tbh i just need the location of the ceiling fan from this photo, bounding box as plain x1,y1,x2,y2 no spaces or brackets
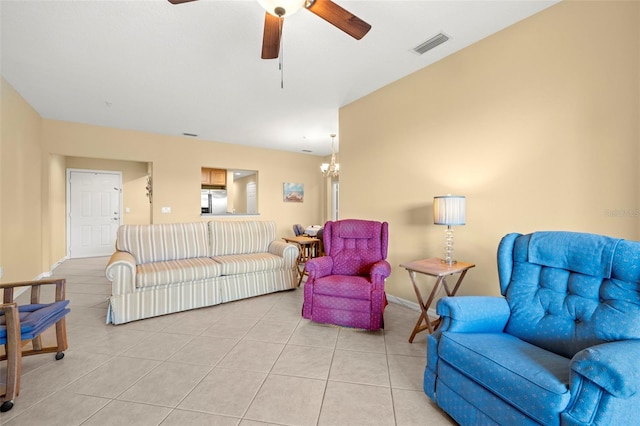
167,0,372,60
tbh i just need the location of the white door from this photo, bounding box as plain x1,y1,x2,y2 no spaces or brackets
67,170,122,258
246,181,257,214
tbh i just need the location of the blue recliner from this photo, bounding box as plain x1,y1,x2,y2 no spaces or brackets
425,231,640,425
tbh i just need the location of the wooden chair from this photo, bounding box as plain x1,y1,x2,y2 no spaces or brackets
0,278,70,412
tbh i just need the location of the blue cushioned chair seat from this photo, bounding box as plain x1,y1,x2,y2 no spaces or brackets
439,332,571,425
0,300,70,341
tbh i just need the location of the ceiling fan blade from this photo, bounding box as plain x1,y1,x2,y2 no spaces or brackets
262,12,283,59
305,0,371,40
167,0,199,4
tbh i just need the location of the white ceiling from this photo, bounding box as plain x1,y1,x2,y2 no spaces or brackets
1,0,558,156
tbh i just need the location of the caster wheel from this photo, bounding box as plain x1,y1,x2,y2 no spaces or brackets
55,352,65,360
0,400,14,412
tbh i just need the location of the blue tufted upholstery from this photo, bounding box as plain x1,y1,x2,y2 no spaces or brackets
424,231,640,425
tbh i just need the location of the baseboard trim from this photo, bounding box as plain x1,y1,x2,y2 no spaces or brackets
13,257,68,298
387,294,437,317
50,256,68,273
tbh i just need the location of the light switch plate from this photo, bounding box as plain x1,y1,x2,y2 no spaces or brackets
161,207,171,214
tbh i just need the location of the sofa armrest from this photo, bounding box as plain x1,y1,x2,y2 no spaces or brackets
305,256,334,280
268,240,299,269
105,251,136,295
437,296,511,333
570,340,640,398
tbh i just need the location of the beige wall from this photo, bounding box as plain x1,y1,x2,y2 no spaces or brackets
3,1,638,295
45,154,67,268
340,1,640,302
2,77,325,278
0,77,45,282
41,119,324,265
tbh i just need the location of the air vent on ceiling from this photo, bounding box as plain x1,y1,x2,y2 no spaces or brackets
412,33,450,55
182,132,198,137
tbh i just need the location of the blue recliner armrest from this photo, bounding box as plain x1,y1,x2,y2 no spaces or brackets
562,340,640,425
437,296,511,333
425,296,511,400
570,340,640,398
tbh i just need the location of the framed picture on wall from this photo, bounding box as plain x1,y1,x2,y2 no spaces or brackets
283,182,304,203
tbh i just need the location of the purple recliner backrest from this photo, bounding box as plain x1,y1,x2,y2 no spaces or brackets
324,219,388,276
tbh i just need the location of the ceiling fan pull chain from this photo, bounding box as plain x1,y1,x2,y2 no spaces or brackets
278,45,283,88
279,18,284,89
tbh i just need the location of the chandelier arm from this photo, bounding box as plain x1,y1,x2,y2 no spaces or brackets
321,133,339,177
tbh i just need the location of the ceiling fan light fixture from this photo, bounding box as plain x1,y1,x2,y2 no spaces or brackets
258,0,304,17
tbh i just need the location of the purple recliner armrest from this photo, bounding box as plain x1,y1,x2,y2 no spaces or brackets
305,256,334,279
370,259,391,278
370,260,391,289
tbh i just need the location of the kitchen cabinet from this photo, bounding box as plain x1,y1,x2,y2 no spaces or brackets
201,168,226,186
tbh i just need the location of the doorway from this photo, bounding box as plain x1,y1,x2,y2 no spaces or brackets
331,181,339,220
246,181,257,214
67,169,122,258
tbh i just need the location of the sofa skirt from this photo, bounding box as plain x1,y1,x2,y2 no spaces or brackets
108,268,298,325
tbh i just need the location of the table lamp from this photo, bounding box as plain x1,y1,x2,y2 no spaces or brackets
433,195,466,265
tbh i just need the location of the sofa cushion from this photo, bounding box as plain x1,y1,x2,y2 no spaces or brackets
136,257,221,288
439,332,571,425
117,222,209,264
212,253,285,275
209,220,276,256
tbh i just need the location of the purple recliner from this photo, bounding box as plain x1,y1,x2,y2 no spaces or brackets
302,219,391,330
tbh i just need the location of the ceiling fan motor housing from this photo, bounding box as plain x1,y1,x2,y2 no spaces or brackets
258,0,305,17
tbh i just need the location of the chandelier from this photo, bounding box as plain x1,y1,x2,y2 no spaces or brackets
320,134,339,178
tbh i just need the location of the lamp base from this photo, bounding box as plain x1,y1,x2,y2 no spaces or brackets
440,225,457,265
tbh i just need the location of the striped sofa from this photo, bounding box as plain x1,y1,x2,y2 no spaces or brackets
105,220,299,325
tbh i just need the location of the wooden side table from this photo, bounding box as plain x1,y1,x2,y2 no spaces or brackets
400,258,475,343
282,236,321,286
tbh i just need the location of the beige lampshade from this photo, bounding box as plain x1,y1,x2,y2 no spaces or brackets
434,195,466,226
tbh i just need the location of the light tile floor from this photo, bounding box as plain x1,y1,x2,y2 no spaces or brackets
1,257,455,426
